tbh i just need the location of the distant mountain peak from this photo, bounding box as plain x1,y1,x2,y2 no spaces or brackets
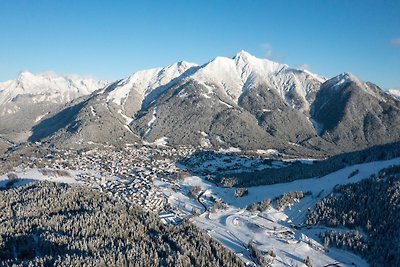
233,50,253,60
323,71,364,91
0,71,107,106
338,72,358,81
233,50,287,71
106,60,197,107
388,88,400,100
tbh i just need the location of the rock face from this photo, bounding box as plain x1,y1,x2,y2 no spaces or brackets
2,52,400,156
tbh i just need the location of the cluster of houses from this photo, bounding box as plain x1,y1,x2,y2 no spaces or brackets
17,144,197,222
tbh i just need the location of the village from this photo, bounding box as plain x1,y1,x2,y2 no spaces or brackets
8,144,200,224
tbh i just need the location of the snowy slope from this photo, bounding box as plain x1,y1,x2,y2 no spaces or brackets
322,72,384,101
0,71,107,108
188,50,324,111
106,61,197,108
190,51,287,101
106,51,324,113
388,88,400,100
160,157,400,266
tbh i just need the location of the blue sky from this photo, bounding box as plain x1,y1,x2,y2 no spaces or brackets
0,0,399,89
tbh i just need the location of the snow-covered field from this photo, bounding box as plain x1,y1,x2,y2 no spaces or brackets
159,157,400,266
3,152,400,266
0,168,80,188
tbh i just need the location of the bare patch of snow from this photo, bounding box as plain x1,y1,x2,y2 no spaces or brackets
34,114,46,122
218,99,233,108
219,147,242,153
256,149,278,155
144,106,158,138
90,106,96,117
199,131,208,137
143,136,169,146
288,142,300,147
117,109,133,125
216,136,225,143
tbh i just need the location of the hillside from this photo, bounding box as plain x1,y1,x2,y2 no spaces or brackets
307,165,400,266
0,181,243,267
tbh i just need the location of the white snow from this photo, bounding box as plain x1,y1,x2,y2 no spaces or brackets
256,149,278,155
199,131,208,137
216,136,225,143
219,147,242,153
153,136,169,146
0,71,107,107
34,114,47,122
90,106,97,117
388,88,400,100
200,137,212,148
106,61,197,107
303,69,326,83
218,99,233,108
0,167,80,188
117,109,133,125
327,72,385,101
200,93,211,99
124,125,134,134
143,106,158,138
147,106,158,127
211,157,400,208
191,51,289,103
324,72,362,92
288,142,300,147
159,157,400,266
333,78,347,89
143,136,169,146
185,50,325,114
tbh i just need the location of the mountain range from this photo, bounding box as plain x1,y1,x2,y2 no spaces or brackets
1,51,400,157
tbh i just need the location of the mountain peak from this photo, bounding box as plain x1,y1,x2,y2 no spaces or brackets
0,70,107,106
338,72,358,81
17,70,36,81
324,72,364,91
233,50,253,60
388,88,400,100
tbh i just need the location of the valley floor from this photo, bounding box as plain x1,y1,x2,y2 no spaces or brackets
1,145,399,266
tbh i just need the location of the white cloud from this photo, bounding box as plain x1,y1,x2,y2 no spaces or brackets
260,43,273,59
391,37,400,47
295,64,310,70
260,43,284,62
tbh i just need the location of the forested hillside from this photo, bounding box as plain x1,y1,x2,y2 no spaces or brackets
306,165,400,267
0,182,243,267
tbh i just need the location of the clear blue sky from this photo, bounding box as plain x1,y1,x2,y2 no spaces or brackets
0,0,399,89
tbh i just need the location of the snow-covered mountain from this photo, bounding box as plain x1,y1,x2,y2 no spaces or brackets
190,50,324,112
0,71,107,142
2,51,400,156
311,72,400,150
388,88,400,100
106,61,197,115
102,51,323,118
0,71,107,109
